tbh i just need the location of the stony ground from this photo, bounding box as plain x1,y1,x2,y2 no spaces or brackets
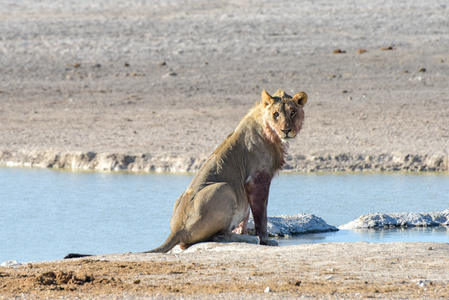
1,242,449,299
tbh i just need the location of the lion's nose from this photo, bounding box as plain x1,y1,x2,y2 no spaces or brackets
281,129,291,135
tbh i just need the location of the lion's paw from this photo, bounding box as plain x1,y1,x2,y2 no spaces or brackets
260,238,279,246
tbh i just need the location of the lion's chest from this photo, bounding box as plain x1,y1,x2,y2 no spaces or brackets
244,171,272,200
245,131,285,175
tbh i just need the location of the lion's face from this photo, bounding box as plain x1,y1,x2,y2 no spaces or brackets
261,90,307,143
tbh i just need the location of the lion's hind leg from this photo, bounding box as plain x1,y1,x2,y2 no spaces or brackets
212,232,259,244
182,182,239,245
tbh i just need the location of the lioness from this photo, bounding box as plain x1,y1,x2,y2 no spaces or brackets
147,89,307,253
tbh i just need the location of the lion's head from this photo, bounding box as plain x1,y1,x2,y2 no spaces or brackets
261,89,307,143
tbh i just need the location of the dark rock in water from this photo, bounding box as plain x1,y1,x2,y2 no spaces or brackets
64,253,93,259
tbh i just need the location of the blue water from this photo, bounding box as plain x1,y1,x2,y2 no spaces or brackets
1,168,448,262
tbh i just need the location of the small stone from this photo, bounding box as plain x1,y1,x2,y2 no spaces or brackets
381,46,394,50
133,279,141,284
333,48,346,54
161,72,177,79
417,280,427,287
418,68,426,72
264,286,271,293
357,49,367,53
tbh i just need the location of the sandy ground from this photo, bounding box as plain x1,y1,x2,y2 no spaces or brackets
1,0,449,299
2,242,449,299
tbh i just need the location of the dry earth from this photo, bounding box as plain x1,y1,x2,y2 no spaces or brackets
0,0,448,172
2,242,449,299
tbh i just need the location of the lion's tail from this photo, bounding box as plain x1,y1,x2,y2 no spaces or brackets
144,232,181,253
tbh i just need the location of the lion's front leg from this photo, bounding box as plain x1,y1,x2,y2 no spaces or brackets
245,171,278,246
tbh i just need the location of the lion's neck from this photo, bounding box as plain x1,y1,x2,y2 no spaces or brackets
260,119,287,171
262,121,281,145
238,107,288,172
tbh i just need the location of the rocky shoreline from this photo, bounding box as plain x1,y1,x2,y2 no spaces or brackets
1,150,448,173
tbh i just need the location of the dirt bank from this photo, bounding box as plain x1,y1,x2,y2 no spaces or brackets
2,242,449,299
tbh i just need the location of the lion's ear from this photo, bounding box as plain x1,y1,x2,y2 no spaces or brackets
293,91,308,106
261,90,274,107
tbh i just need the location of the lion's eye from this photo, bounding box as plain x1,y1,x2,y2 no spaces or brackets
291,110,296,117
273,112,279,119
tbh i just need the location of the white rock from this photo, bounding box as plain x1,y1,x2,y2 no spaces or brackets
416,279,430,287
248,214,338,237
1,260,21,267
340,209,449,229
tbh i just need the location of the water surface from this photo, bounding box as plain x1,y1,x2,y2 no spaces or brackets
1,168,448,262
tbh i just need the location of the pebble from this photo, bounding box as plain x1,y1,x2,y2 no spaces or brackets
264,286,271,293
416,279,430,287
333,48,346,54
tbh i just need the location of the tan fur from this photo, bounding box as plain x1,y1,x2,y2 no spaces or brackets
146,89,308,253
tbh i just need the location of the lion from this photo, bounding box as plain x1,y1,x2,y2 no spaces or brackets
146,89,308,253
